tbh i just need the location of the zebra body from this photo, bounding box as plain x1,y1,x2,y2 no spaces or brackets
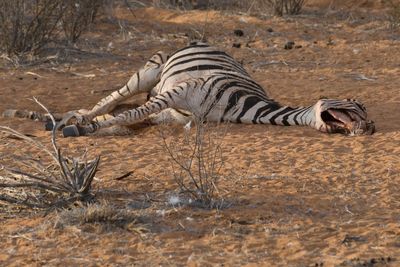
15,42,374,136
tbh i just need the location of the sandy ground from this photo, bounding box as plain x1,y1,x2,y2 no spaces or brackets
0,1,400,266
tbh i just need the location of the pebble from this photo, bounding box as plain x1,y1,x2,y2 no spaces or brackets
284,41,295,50
233,29,244,37
232,43,241,48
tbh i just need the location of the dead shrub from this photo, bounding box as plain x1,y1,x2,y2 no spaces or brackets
153,0,255,11
160,118,227,208
153,0,209,10
266,0,305,16
152,0,305,15
0,0,63,56
0,0,104,56
60,0,103,43
385,0,400,29
0,99,100,211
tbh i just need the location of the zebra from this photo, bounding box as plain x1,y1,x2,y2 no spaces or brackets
3,42,375,136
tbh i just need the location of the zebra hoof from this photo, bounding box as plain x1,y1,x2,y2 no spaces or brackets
62,125,85,137
45,120,63,131
45,120,55,131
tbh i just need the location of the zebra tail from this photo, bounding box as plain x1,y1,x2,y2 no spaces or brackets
1,109,61,122
2,109,66,131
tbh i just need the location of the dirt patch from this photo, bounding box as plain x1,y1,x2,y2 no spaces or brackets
1,3,400,266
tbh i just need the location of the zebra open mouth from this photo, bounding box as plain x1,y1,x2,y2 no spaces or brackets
321,109,375,135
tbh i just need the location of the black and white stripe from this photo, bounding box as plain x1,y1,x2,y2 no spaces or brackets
56,42,372,136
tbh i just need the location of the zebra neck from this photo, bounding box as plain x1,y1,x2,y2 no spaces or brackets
255,104,315,126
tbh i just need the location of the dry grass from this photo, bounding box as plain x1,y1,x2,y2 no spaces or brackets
52,202,144,233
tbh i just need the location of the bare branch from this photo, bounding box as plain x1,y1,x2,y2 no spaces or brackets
160,117,228,207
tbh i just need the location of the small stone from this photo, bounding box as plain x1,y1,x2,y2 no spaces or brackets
232,43,241,48
267,27,274,32
284,41,295,50
234,29,244,37
295,45,302,49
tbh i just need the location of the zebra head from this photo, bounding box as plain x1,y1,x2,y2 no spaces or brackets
314,99,375,135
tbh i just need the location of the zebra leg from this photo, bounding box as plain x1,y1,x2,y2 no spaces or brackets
59,51,168,127
64,108,193,136
62,84,189,137
83,113,133,136
74,108,192,136
84,103,146,136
